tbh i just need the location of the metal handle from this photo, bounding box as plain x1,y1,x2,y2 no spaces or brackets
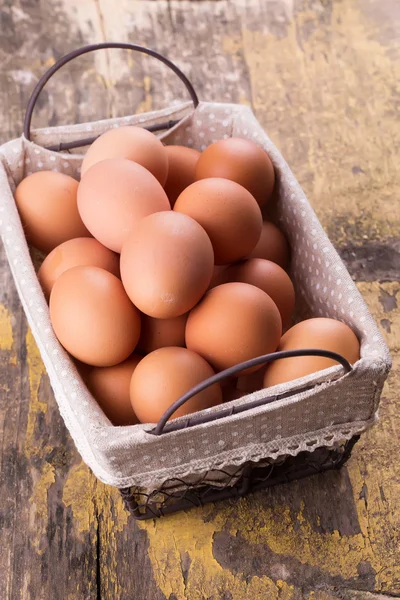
24,42,199,150
152,348,353,435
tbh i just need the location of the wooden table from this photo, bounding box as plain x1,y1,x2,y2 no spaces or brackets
1,1,399,598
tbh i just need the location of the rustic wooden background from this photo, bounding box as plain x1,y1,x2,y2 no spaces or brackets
0,1,399,599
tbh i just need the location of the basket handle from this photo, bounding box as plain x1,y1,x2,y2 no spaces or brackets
23,42,199,150
152,348,353,435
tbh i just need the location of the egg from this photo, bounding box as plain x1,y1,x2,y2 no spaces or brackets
186,282,282,374
130,347,222,423
248,221,290,271
77,158,170,253
86,355,141,426
38,237,120,300
195,138,275,207
137,313,188,354
72,358,93,382
174,178,262,264
50,266,141,366
14,171,90,253
237,367,267,393
120,211,214,318
222,378,243,403
263,317,361,388
208,265,229,290
81,126,169,184
164,146,200,207
220,258,295,331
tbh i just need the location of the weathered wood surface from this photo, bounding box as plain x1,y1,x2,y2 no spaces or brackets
0,1,399,599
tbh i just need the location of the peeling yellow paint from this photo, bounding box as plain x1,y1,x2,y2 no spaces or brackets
223,35,243,58
241,3,400,243
136,75,153,114
306,592,338,600
24,328,48,458
43,56,55,69
276,580,295,600
29,462,55,551
63,461,129,597
357,282,400,351
0,303,16,364
63,462,96,534
239,94,251,107
29,462,55,519
228,501,366,580
140,509,293,600
63,461,129,535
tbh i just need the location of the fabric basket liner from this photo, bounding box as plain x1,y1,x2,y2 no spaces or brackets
0,101,391,490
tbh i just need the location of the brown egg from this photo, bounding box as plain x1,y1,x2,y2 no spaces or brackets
263,318,360,388
222,378,243,402
220,258,295,331
164,146,200,207
208,265,228,290
86,355,141,426
138,313,188,354
120,211,214,318
237,367,267,393
186,282,282,374
130,347,222,423
77,158,170,253
248,221,290,271
72,358,93,382
50,266,141,367
81,126,169,184
174,178,262,264
14,171,90,253
195,138,275,207
38,237,120,300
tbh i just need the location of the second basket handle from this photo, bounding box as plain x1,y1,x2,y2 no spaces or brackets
152,348,353,435
23,42,199,148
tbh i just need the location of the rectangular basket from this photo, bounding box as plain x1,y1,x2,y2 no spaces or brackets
0,100,391,518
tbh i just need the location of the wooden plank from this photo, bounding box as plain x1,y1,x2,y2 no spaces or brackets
0,0,399,599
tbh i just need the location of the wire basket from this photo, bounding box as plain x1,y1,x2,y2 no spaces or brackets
0,43,391,520
121,436,360,519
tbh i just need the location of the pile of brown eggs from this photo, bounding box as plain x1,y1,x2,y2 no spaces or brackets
15,127,360,426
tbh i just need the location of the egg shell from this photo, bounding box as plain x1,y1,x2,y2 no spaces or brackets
186,282,282,374
137,313,188,354
71,358,93,382
14,171,90,253
222,378,243,402
208,265,229,290
237,366,267,393
263,317,361,388
86,355,141,426
77,158,170,253
164,146,200,207
195,138,275,208
120,211,214,318
38,237,120,300
50,265,141,367
130,346,222,423
220,258,295,331
81,126,169,185
174,178,262,265
248,221,290,271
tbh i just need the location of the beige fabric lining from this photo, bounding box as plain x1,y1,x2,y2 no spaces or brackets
0,102,391,490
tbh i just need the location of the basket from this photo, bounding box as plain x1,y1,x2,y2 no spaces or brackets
0,43,391,520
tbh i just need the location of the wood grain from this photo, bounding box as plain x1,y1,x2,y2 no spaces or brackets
0,0,399,598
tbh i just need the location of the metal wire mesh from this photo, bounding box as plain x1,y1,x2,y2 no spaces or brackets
120,436,360,519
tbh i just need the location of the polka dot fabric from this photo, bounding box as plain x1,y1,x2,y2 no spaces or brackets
0,102,391,492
